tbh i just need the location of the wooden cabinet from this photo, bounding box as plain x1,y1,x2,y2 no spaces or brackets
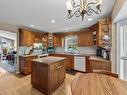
19,29,31,46
50,61,65,90
31,59,65,95
53,33,63,47
63,30,94,47
90,19,112,46
50,66,57,89
66,55,74,70
19,55,38,75
91,60,111,71
39,64,48,90
50,54,74,70
19,28,48,47
77,31,93,46
29,32,35,46
89,56,111,72
31,62,39,85
57,64,65,82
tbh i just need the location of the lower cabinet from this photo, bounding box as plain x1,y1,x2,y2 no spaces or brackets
19,56,38,75
89,59,111,72
31,62,39,86
31,60,65,95
39,65,48,91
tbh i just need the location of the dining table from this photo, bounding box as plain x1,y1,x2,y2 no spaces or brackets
71,73,127,95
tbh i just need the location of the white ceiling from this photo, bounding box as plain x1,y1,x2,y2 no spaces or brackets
0,0,116,33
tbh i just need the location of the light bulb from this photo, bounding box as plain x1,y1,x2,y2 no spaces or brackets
66,0,73,11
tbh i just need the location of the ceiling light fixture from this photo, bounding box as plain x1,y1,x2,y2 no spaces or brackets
88,18,93,21
30,25,34,28
65,28,69,30
66,0,102,21
51,20,56,23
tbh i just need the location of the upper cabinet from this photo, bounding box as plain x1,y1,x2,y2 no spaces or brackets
19,29,31,46
77,31,93,46
91,18,112,47
53,33,63,47
19,28,48,47
64,30,94,47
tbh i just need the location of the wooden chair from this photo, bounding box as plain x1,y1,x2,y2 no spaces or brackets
93,70,119,78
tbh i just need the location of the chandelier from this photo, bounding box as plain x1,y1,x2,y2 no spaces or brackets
66,0,102,21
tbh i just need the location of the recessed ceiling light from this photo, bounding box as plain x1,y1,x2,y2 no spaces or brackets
88,18,93,21
65,28,69,30
51,20,55,23
30,25,34,28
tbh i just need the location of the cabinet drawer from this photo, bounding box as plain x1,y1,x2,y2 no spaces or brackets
50,63,57,72
50,60,65,72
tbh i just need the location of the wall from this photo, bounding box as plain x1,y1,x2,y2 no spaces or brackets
111,0,127,73
112,0,126,22
55,46,97,54
0,22,18,33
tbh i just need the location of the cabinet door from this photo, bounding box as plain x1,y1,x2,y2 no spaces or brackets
87,32,93,46
23,30,30,46
19,29,31,46
90,60,111,71
24,58,31,74
78,32,93,46
50,68,57,90
78,33,86,46
39,65,48,91
67,56,74,70
65,56,72,70
31,63,39,85
29,32,35,46
57,64,65,83
53,34,63,47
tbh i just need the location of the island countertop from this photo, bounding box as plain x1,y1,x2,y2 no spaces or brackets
50,52,96,57
31,56,66,65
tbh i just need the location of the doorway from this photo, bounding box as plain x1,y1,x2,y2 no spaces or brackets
117,19,127,80
0,30,17,73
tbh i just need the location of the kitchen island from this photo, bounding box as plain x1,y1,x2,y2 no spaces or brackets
31,56,66,95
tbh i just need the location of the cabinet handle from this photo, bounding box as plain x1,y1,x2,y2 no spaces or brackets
59,66,62,69
57,66,62,70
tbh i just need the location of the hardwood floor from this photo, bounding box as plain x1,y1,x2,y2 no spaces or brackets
0,67,74,95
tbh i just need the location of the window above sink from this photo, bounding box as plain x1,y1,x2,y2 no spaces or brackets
65,35,78,53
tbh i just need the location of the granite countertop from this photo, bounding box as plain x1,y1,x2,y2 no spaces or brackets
19,54,38,57
32,56,66,65
89,56,111,62
52,52,96,57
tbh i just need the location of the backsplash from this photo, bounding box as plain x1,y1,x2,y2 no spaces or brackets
55,46,97,54
78,46,97,54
